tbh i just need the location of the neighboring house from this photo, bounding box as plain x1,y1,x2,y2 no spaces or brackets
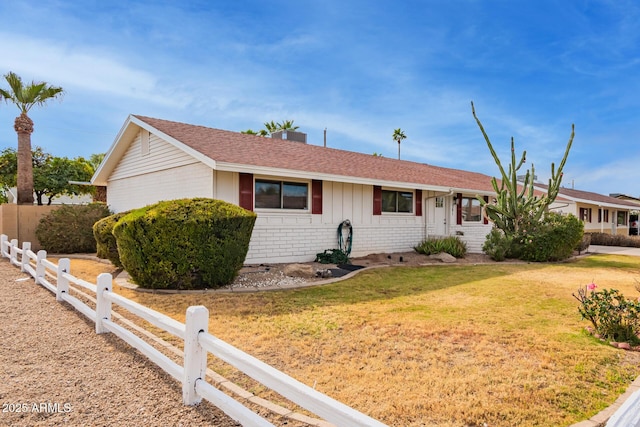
539,185,640,235
92,115,503,263
3,187,93,205
610,194,640,235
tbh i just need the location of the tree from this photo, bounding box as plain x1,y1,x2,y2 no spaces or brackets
88,153,105,171
34,156,94,205
277,120,299,131
471,101,574,234
0,147,94,205
0,72,64,204
244,119,299,137
241,129,269,136
392,128,406,160
264,120,279,135
0,148,17,203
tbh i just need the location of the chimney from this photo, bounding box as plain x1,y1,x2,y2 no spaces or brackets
271,130,307,143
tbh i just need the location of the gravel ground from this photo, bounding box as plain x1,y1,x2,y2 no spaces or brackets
0,260,241,427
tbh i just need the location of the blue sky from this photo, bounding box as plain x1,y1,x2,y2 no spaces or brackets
1,0,639,196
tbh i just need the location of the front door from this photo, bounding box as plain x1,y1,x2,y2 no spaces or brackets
434,196,447,236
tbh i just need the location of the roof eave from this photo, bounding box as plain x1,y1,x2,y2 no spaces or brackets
215,162,494,195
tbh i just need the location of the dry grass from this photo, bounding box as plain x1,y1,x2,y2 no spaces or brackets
61,255,640,427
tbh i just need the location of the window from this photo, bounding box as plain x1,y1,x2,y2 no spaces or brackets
617,211,628,226
382,190,413,213
255,179,308,209
598,209,609,223
579,208,592,223
435,196,444,208
461,197,482,222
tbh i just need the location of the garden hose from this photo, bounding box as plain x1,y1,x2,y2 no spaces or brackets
338,220,353,256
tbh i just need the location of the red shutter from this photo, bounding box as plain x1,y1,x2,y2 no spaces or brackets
483,196,489,224
239,173,253,211
373,186,382,215
415,189,422,216
312,180,323,214
456,193,462,225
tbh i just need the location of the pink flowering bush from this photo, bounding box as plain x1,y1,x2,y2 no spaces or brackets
573,283,640,344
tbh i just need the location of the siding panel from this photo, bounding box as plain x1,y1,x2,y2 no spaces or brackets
110,132,199,180
108,163,213,212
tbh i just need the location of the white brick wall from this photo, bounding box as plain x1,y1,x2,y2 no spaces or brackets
450,224,493,253
245,216,426,264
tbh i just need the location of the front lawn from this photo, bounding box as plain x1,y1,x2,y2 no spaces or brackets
74,254,640,426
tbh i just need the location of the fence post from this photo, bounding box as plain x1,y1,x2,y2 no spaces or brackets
56,258,70,302
183,305,209,405
10,239,17,264
35,250,46,285
20,242,31,273
95,273,112,334
0,234,7,257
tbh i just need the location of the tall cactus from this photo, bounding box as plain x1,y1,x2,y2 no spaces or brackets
471,102,574,233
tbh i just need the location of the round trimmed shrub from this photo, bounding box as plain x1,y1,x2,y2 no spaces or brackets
36,203,112,253
518,212,584,262
112,198,257,290
93,210,131,268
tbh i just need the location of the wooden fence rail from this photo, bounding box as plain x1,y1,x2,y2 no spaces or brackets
0,234,387,427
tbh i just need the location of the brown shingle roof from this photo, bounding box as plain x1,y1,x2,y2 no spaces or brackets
134,115,498,193
535,183,639,208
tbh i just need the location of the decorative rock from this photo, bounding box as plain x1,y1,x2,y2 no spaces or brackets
618,342,632,350
593,333,601,339
315,269,333,278
428,252,457,263
283,264,316,278
610,342,619,348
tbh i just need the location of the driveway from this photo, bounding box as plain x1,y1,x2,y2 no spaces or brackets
588,245,640,257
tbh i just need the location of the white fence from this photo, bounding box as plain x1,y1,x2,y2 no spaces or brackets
1,235,387,427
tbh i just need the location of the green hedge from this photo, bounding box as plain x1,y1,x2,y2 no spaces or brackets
36,203,112,253
516,213,584,262
588,232,640,248
112,198,256,290
93,210,132,268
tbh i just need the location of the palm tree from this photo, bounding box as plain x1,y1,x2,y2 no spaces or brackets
261,119,299,136
393,128,406,160
277,119,299,131
0,72,64,204
263,120,279,135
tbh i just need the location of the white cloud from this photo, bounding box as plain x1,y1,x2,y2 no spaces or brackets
0,33,184,108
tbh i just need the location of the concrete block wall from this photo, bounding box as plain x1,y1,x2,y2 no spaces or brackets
246,222,338,264
450,223,493,253
246,220,426,264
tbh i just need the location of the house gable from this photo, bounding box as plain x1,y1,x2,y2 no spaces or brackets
109,128,200,180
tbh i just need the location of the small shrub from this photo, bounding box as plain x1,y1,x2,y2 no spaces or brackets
415,236,467,258
575,233,591,254
36,203,112,253
573,284,640,345
482,228,512,261
517,213,583,262
112,198,256,290
315,249,350,264
93,210,132,268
